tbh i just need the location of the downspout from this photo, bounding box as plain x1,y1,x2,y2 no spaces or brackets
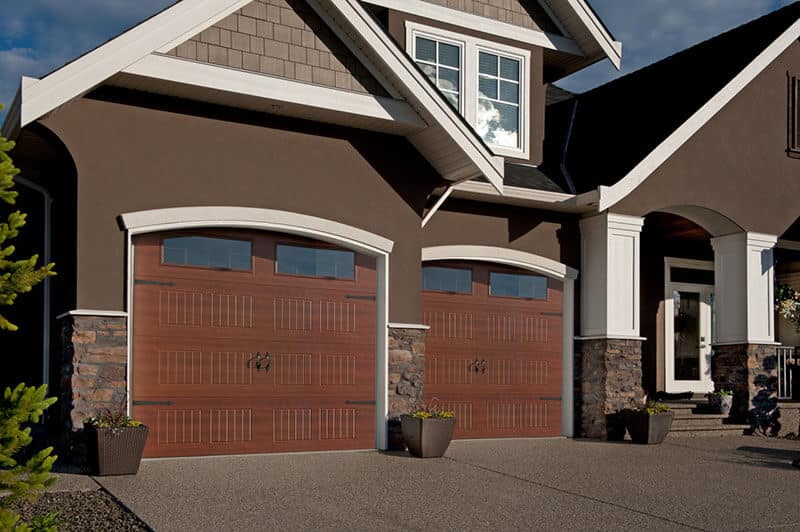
421,177,475,228
14,176,53,388
560,99,578,195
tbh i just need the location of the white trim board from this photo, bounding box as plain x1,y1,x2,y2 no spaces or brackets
599,17,800,211
120,54,425,134
421,244,576,438
363,0,582,55
121,206,393,451
56,309,129,320
422,244,578,280
120,206,395,254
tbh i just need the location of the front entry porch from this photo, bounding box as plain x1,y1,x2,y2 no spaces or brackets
577,209,787,438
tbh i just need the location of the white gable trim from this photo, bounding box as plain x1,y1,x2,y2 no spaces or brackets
321,0,505,192
19,0,252,127
362,0,582,55
599,17,800,212
539,0,621,68
121,54,425,133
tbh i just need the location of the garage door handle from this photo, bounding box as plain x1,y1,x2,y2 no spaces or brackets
540,397,562,401
344,400,376,405
132,400,175,406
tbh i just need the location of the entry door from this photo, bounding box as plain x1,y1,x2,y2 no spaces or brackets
665,283,714,394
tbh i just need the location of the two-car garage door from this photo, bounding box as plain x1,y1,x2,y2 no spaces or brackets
132,230,377,458
132,230,564,457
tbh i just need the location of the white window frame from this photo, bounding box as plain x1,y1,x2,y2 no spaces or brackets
406,21,531,160
408,28,466,114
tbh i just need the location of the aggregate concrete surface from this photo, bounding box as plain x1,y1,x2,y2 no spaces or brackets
94,436,800,531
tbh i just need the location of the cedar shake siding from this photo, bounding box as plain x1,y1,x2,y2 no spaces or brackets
419,0,562,34
169,0,388,96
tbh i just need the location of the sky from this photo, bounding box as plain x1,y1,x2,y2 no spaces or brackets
0,0,796,118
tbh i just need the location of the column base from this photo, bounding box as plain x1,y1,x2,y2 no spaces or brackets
387,327,426,450
576,338,645,439
712,343,778,432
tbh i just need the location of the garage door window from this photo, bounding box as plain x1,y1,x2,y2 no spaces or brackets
489,272,547,299
422,266,472,294
276,244,355,279
162,236,252,270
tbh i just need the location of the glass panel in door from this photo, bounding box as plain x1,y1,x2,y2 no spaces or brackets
673,290,701,381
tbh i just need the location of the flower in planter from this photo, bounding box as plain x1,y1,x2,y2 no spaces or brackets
85,408,143,434
407,406,455,419
632,400,671,416
708,389,732,398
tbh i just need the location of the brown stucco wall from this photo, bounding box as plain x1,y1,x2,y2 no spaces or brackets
422,198,579,268
386,11,546,167
170,0,387,96
418,0,562,35
38,92,441,323
615,41,800,236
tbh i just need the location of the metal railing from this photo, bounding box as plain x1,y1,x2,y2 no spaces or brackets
777,346,796,400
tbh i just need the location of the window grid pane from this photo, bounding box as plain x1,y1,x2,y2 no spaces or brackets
477,51,522,149
276,245,355,280
489,272,547,299
415,34,462,111
422,266,472,294
163,236,252,271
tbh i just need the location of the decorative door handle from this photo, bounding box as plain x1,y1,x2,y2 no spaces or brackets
470,358,480,373
480,359,487,374
248,352,271,373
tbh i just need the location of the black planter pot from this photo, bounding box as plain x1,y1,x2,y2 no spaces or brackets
86,425,149,476
400,416,455,458
623,410,673,444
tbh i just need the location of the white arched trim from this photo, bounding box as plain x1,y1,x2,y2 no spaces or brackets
120,206,394,255
421,245,578,280
121,206,392,450
421,245,577,438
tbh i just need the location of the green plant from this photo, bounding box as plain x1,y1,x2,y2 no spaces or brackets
0,115,55,332
0,384,58,531
85,406,142,433
407,403,455,419
0,105,59,530
633,401,671,415
775,282,800,332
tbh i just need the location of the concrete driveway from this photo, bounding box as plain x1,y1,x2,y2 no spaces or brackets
96,436,800,531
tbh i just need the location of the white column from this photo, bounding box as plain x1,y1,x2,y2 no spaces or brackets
711,232,777,345
579,212,645,338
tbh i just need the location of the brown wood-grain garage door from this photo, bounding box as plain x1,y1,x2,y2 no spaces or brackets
132,229,376,457
423,262,562,439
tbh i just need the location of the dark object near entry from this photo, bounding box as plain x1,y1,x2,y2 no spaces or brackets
623,410,674,444
400,416,456,458
86,425,149,476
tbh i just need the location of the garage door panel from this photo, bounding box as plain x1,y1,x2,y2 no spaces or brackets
136,400,374,457
133,230,376,457
423,261,563,440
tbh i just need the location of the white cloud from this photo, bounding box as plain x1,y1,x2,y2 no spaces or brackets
560,0,795,92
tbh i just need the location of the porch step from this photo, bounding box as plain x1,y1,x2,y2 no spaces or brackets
668,424,750,438
671,415,733,428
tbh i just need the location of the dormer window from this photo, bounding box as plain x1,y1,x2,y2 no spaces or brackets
408,22,530,159
414,35,463,111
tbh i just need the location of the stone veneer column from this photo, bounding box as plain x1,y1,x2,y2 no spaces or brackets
59,313,128,457
386,327,426,450
577,213,645,438
576,339,645,439
712,343,778,428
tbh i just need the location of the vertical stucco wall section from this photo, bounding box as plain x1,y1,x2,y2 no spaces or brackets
168,0,388,96
419,0,559,33
576,339,645,439
387,327,426,449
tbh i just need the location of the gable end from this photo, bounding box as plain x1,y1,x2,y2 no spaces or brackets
169,0,388,96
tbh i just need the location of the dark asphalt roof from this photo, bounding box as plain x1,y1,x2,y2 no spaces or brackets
541,2,800,194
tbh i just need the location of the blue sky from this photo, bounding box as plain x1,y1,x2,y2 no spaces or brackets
0,0,795,118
